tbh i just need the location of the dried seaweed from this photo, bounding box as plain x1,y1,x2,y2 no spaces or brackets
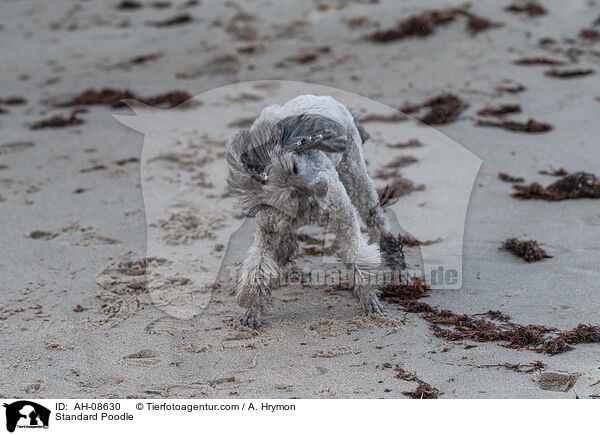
505,2,547,17
108,53,163,69
394,365,440,399
181,0,199,8
477,104,521,117
55,88,194,109
151,1,172,8
498,172,524,183
385,155,418,168
374,169,399,180
513,57,567,66
116,0,143,10
0,96,27,105
460,10,503,36
512,172,600,200
476,118,552,133
380,278,599,355
538,167,568,176
369,10,456,42
501,238,552,263
545,68,594,78
579,28,600,41
402,382,439,399
114,157,139,166
80,164,108,173
387,139,424,149
402,94,468,125
496,83,526,94
30,109,86,130
380,278,432,303
368,8,500,42
148,13,192,27
499,361,545,373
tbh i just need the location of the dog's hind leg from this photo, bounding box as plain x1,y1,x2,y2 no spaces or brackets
337,145,406,269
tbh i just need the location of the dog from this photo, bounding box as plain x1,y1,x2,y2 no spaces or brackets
226,95,405,328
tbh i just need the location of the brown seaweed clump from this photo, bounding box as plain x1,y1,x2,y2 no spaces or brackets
545,69,594,79
402,94,468,125
504,2,547,17
394,365,440,399
147,13,193,27
461,10,503,36
30,109,86,130
477,105,521,117
385,155,418,169
538,168,568,176
116,0,143,10
369,8,500,42
513,57,567,66
378,277,600,355
387,139,424,149
403,382,439,399
380,278,432,303
0,96,27,105
476,118,552,133
55,88,195,109
579,28,600,41
378,276,600,355
498,172,524,183
501,238,552,263
495,83,526,94
381,272,600,354
512,172,600,201
369,10,456,42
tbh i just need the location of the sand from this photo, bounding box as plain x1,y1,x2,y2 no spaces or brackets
1,0,599,398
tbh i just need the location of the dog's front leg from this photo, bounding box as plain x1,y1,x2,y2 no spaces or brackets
325,178,383,315
236,226,281,329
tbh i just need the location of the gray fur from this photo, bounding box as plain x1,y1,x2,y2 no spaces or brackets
226,95,405,328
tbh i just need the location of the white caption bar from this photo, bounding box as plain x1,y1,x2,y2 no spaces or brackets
0,399,592,434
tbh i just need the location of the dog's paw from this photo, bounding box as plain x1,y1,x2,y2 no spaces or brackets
361,296,384,315
241,310,262,330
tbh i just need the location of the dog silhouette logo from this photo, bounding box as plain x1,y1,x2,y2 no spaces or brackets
3,401,50,432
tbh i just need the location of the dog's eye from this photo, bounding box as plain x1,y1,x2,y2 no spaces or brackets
292,162,299,175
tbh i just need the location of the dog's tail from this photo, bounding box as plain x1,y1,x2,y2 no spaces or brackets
378,184,399,208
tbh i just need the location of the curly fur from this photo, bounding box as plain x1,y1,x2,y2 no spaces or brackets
226,95,405,328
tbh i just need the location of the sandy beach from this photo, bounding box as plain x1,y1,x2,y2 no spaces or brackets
1,0,599,398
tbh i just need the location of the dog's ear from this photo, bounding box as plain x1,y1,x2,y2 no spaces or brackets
227,125,277,180
278,114,348,154
294,131,347,154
